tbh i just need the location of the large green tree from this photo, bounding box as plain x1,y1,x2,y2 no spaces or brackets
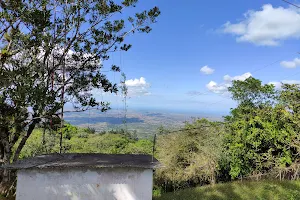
279,84,300,155
224,77,300,179
0,0,160,192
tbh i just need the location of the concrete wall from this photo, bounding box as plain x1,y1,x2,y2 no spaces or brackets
16,168,153,200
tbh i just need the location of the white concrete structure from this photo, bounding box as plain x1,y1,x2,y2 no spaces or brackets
17,168,153,200
5,154,159,200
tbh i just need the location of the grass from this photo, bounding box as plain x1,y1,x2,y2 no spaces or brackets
154,180,300,200
0,196,13,200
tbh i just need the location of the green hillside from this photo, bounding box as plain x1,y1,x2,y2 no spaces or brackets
154,180,300,200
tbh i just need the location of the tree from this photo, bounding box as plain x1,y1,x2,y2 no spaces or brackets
279,84,300,154
228,77,277,106
0,0,160,192
224,77,300,179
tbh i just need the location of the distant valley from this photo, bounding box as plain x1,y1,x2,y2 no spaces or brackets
65,109,222,138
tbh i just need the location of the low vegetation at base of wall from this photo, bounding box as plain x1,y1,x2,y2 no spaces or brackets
0,195,14,200
154,180,300,200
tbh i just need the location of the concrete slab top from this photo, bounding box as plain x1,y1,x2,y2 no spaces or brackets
3,153,160,170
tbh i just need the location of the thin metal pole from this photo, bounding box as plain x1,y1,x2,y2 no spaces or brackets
42,123,46,152
152,134,156,162
60,0,67,153
50,0,57,135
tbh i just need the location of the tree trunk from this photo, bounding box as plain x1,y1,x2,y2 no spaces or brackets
13,121,37,162
209,163,216,185
0,122,37,197
0,139,15,196
211,168,216,185
0,169,15,197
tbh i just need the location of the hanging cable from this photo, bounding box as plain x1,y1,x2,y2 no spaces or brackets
282,0,300,8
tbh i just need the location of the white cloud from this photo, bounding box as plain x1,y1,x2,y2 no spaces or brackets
91,77,150,98
280,58,300,68
206,81,230,94
200,66,215,75
223,72,252,82
206,72,252,94
125,77,150,96
222,4,300,46
268,80,300,89
283,80,300,84
125,77,147,87
268,81,282,89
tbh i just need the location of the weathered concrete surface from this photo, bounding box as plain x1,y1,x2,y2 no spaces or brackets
4,154,159,170
16,168,153,200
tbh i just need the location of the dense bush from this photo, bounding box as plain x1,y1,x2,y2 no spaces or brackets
17,126,153,159
155,119,225,191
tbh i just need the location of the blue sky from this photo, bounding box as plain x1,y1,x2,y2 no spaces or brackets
95,0,300,115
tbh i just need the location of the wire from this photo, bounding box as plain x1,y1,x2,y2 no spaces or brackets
281,70,300,80
251,59,282,73
282,0,300,8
